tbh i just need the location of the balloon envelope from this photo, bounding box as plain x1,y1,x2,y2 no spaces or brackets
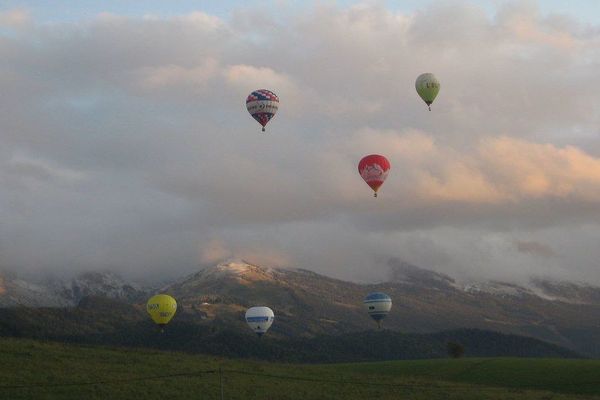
146,294,177,327
246,89,279,131
245,306,275,337
358,154,391,196
415,73,440,109
363,292,392,323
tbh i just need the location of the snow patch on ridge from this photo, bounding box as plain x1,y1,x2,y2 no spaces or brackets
56,271,144,304
190,259,277,284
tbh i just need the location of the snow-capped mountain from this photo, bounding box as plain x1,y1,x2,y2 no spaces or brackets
0,270,146,307
160,259,600,357
54,271,146,304
178,259,278,286
460,278,600,305
387,259,458,289
0,272,69,307
2,259,600,356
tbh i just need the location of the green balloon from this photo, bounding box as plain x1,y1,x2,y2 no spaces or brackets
415,73,440,111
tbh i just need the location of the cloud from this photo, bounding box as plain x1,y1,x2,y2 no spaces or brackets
344,129,600,206
199,239,232,264
172,12,224,31
4,155,85,184
1,2,600,284
0,9,29,27
515,240,557,258
225,65,290,91
416,134,600,204
498,2,581,51
478,137,600,200
198,238,290,269
136,59,220,89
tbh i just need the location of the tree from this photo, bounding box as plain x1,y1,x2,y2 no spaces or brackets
447,341,465,358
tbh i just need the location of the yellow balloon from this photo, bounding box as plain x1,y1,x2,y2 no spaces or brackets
146,294,177,327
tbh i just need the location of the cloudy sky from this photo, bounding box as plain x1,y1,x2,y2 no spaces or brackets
1,0,600,284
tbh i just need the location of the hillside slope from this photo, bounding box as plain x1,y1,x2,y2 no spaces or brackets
0,296,580,362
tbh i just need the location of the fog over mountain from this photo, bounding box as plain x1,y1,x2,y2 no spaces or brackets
1,2,600,284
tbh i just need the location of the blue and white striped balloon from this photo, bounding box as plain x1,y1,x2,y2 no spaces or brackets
363,292,392,327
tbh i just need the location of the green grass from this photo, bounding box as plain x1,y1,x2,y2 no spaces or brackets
0,337,598,399
325,358,600,396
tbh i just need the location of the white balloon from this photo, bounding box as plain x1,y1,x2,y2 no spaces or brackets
363,292,392,327
245,306,275,337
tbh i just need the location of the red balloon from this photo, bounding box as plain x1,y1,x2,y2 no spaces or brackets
358,155,390,197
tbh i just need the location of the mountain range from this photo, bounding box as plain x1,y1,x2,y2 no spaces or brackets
1,259,599,357
0,270,145,307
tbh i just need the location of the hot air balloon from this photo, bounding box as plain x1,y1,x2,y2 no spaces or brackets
146,294,177,332
358,154,390,197
363,292,392,329
246,89,279,132
245,306,274,337
415,73,440,111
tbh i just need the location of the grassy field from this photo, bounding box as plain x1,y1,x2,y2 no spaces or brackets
0,337,599,399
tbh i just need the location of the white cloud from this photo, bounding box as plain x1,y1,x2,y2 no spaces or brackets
199,239,232,264
175,11,224,31
0,9,29,27
137,59,220,89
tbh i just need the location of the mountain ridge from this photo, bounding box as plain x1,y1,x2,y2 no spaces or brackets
160,259,600,356
1,259,599,356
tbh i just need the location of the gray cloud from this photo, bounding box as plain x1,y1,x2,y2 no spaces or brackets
1,2,600,284
515,240,557,258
